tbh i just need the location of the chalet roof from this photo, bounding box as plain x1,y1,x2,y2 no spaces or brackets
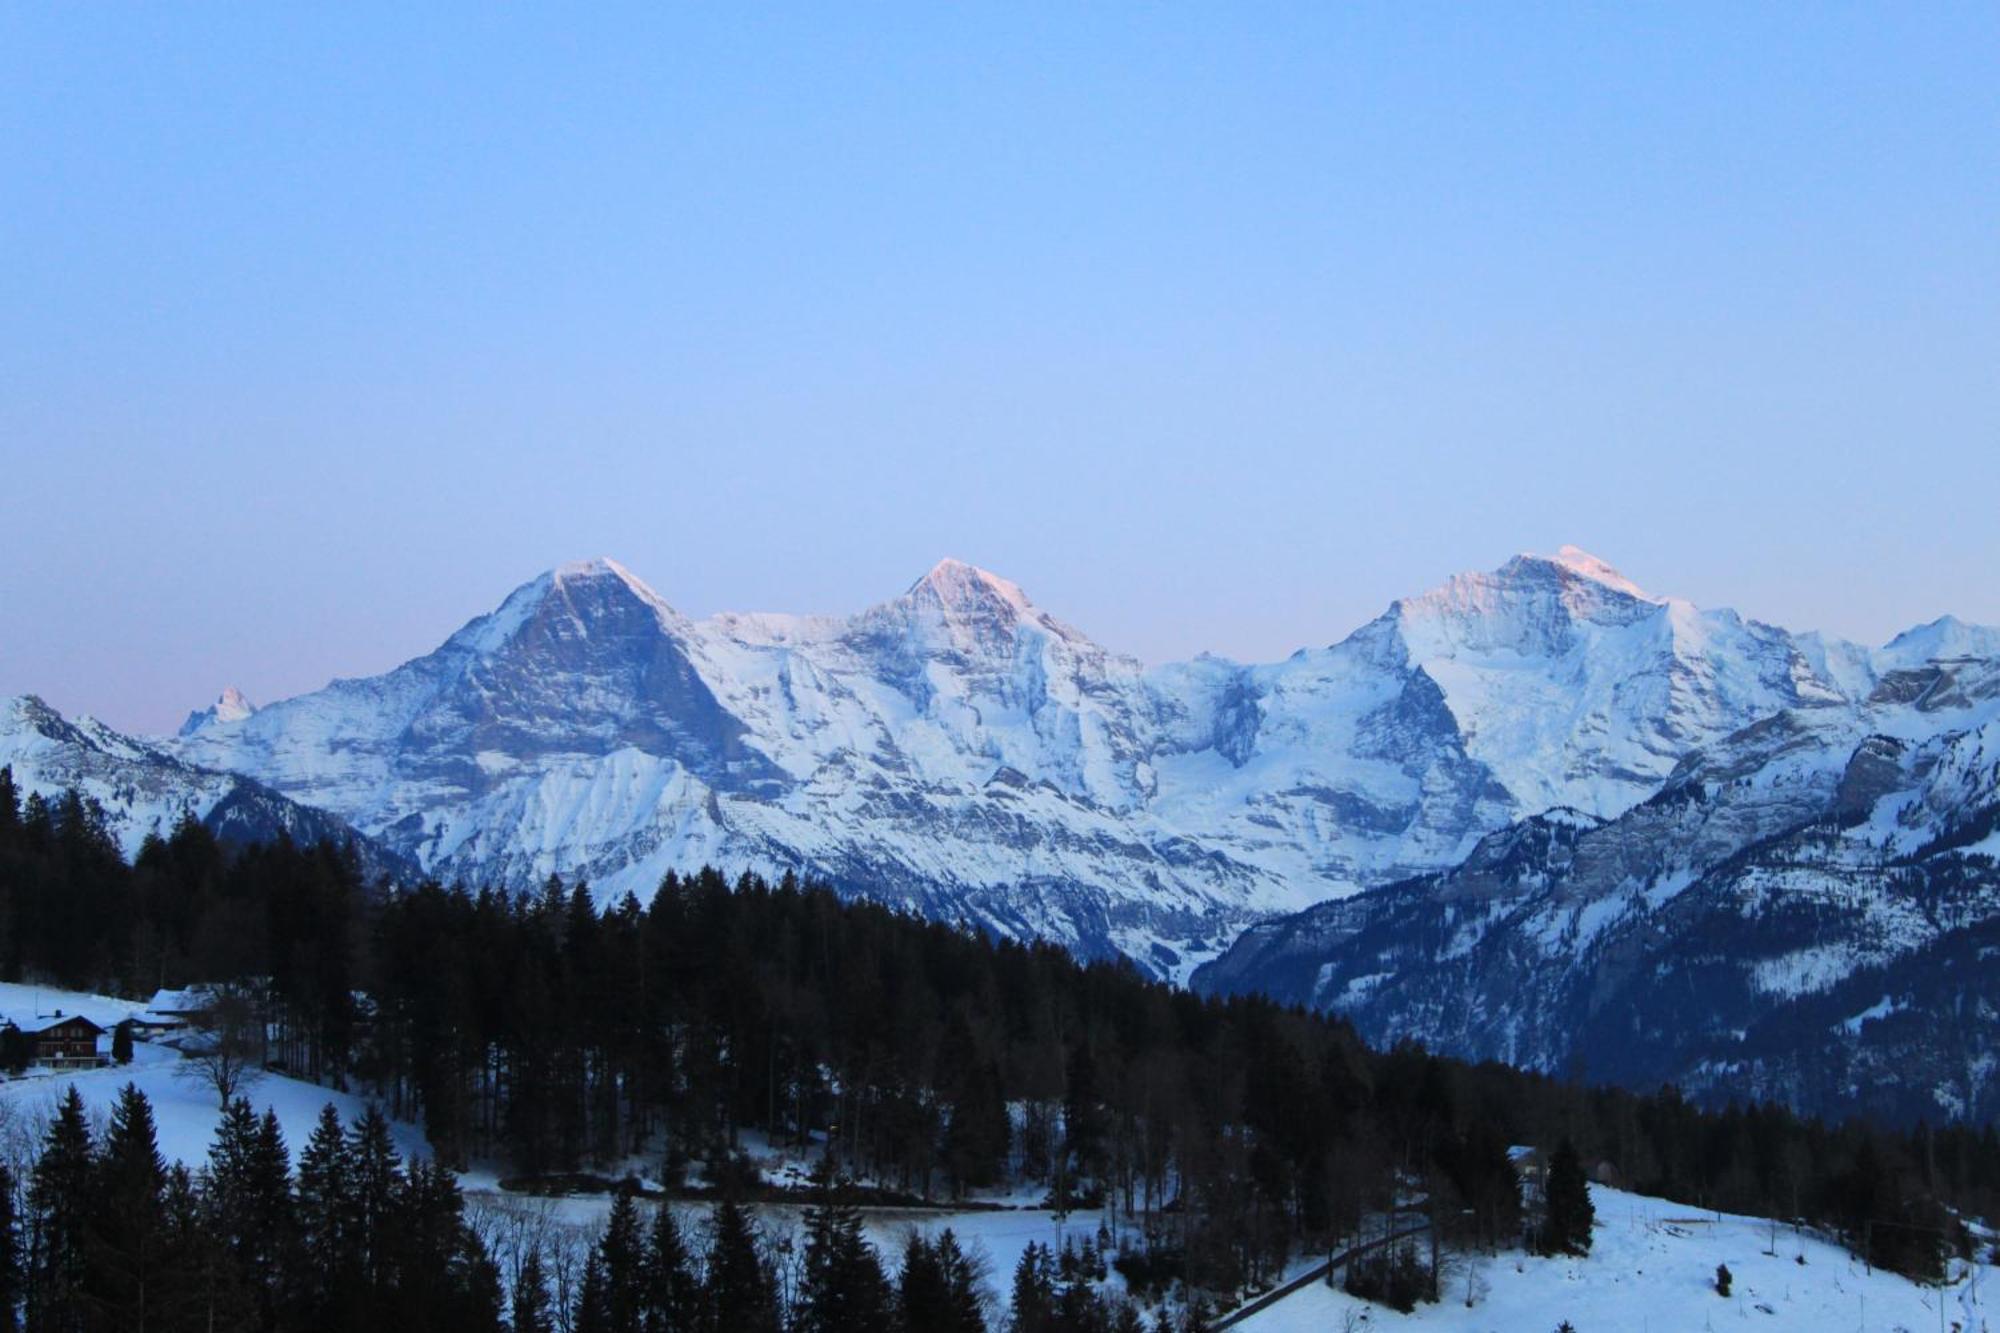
3,1011,105,1036
145,986,218,1015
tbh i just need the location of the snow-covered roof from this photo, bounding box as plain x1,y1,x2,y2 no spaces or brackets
145,986,217,1014
2,1010,105,1036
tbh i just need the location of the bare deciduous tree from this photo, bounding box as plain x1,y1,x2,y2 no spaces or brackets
175,983,266,1110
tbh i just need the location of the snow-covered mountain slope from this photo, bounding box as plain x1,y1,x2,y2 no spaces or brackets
0,694,411,879
1193,653,2000,1123
163,549,1997,979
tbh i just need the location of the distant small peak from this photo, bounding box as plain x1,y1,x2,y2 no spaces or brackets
177,686,255,737
4,694,61,731
212,687,256,722
1882,612,2000,664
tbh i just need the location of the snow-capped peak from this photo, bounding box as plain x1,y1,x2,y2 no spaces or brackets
511,556,691,639
1386,547,1661,656
551,556,672,605
175,687,257,738
907,558,1037,617
212,687,255,722
3,694,70,743
1880,613,2000,667
1540,545,1652,599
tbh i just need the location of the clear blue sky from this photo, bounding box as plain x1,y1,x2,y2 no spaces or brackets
3,4,1997,733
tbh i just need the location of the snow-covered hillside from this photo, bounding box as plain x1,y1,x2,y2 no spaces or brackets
1235,1183,1988,1332
154,547,1988,978
0,695,409,878
0,981,429,1172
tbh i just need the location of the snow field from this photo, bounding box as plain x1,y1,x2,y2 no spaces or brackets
1234,1183,1989,1333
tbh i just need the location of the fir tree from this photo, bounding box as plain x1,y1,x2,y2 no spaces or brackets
577,1253,612,1333
702,1198,778,1333
641,1202,699,1333
934,1229,986,1333
159,1161,256,1333
593,1188,646,1333
0,1027,27,1077
1007,1242,1055,1333
942,1057,1010,1195
294,1103,358,1323
28,1085,94,1333
796,1163,892,1333
1542,1139,1595,1256
203,1097,293,1308
896,1232,949,1332
347,1104,404,1304
88,1082,169,1332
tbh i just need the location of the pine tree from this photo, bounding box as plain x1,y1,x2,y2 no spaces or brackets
593,1189,646,1333
0,1027,27,1077
1007,1242,1055,1333
88,1082,169,1332
702,1198,778,1333
110,1020,134,1066
942,1057,1010,1195
294,1103,358,1323
796,1164,892,1333
1542,1139,1595,1256
159,1161,256,1333
934,1229,986,1333
577,1253,613,1333
896,1233,948,1332
641,1202,699,1333
1062,1045,1106,1202
248,1109,295,1303
202,1098,282,1301
28,1085,94,1333
391,1158,464,1325
348,1104,405,1307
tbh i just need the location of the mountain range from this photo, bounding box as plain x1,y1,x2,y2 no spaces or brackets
6,546,1998,1120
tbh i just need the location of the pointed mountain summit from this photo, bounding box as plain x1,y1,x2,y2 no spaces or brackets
178,686,256,737
865,557,1099,659
1536,544,1652,598
905,558,1036,617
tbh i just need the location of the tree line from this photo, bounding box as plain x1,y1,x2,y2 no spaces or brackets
0,770,1995,1313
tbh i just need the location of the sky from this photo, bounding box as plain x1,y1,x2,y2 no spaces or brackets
3,4,1997,734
